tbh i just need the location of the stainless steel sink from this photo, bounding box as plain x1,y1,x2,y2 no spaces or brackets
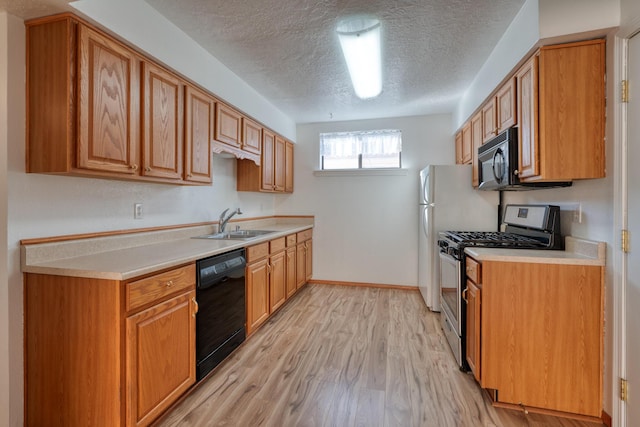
193,230,275,240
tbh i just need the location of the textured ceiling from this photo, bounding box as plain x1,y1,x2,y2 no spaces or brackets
1,0,526,124
144,0,526,123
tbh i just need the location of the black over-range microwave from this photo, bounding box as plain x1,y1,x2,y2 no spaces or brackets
477,128,572,191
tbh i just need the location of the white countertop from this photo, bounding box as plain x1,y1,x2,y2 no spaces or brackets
21,219,313,281
464,236,606,266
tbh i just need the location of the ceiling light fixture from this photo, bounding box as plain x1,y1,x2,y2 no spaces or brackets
337,17,382,99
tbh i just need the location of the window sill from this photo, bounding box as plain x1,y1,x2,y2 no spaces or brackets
313,168,409,177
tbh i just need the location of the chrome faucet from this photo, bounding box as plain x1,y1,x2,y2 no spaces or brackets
218,208,242,233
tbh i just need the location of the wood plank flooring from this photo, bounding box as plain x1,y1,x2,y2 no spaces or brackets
157,284,604,427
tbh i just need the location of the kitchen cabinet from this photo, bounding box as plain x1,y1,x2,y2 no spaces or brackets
516,40,605,182
246,243,270,335
184,84,213,183
455,131,463,164
27,16,141,177
461,122,472,165
482,78,517,144
236,130,294,193
141,61,184,181
214,102,242,148
470,112,483,188
286,234,298,298
296,229,313,289
269,238,287,312
242,117,262,156
475,259,603,417
285,140,294,193
24,263,197,427
464,257,481,381
26,15,217,186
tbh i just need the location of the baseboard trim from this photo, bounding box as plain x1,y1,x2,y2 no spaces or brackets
601,410,611,427
308,279,418,291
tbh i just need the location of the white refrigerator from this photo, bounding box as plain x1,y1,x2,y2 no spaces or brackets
418,165,499,311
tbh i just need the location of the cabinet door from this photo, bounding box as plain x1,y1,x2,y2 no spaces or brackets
296,243,306,289
126,290,196,427
274,136,286,191
496,78,516,132
242,117,262,155
304,239,313,282
261,129,276,191
215,102,242,148
482,99,497,143
78,25,140,174
247,259,269,334
461,122,472,165
269,251,286,313
516,55,539,179
286,246,297,298
454,131,463,164
142,62,184,180
470,112,483,188
466,280,481,382
285,141,294,193
481,261,603,416
184,85,213,184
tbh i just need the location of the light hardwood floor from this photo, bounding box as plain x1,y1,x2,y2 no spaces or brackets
157,284,604,427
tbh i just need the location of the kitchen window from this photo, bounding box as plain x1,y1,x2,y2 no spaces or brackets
319,129,402,170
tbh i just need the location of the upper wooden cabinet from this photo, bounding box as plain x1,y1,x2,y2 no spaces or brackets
470,112,483,187
141,61,184,181
461,122,472,164
285,141,294,193
481,78,516,144
26,15,213,185
454,131,463,164
236,130,294,193
517,40,605,181
184,85,213,184
242,117,262,155
214,102,242,148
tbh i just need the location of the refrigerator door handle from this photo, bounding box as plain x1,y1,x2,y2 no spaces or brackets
422,205,430,238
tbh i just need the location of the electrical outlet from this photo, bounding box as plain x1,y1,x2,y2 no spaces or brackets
134,203,143,219
573,203,582,223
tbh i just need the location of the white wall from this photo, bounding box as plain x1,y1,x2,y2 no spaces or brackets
0,12,9,427
538,0,620,39
70,0,296,141
275,114,453,286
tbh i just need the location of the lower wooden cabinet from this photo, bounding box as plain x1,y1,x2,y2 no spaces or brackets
474,259,603,418
24,263,197,427
126,290,196,427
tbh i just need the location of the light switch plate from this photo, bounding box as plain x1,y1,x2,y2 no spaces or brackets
134,203,143,219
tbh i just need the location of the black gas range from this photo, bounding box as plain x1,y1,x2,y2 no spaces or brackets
436,204,562,369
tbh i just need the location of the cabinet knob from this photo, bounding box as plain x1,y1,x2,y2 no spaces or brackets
166,280,173,287
513,169,519,176
145,167,152,172
192,298,199,317
462,287,468,303
130,164,138,171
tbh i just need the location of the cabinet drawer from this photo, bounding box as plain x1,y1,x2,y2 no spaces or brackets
270,237,286,254
247,242,269,263
286,234,297,247
466,257,481,284
297,229,312,242
127,264,195,312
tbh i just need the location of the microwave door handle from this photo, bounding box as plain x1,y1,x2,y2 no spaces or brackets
492,149,505,183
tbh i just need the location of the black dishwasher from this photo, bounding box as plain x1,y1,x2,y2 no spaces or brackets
196,248,246,381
